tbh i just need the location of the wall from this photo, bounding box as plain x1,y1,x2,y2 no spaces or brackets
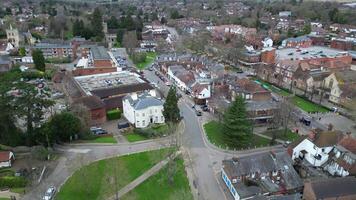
261,49,276,64
72,67,117,76
94,59,113,68
134,106,165,128
302,182,317,200
221,168,240,200
90,107,107,125
292,139,332,167
331,40,353,51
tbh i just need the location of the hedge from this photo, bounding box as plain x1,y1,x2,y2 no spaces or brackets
0,176,27,188
106,109,121,120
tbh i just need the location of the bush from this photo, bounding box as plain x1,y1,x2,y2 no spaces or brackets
0,176,27,188
21,70,44,79
134,124,169,138
106,109,121,120
45,57,71,64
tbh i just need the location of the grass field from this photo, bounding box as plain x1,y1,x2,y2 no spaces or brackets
121,157,193,200
204,121,271,150
0,198,10,200
136,52,157,69
261,129,300,142
56,148,172,200
125,133,149,142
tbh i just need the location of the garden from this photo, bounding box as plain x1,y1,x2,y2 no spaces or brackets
124,124,170,143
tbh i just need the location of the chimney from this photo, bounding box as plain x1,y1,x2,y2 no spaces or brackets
131,92,138,100
149,89,156,97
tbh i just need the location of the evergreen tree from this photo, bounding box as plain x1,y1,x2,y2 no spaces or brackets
222,96,252,148
107,16,119,29
91,7,104,41
32,49,46,72
72,19,81,36
116,29,125,45
163,87,180,123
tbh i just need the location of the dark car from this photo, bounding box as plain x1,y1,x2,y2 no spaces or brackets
300,117,311,126
201,105,209,112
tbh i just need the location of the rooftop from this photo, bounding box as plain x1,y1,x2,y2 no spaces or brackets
306,177,356,199
124,92,163,110
276,46,349,61
91,46,111,60
74,71,145,95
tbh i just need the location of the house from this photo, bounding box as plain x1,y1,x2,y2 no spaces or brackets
323,70,356,104
323,135,356,177
331,38,353,51
190,82,211,104
32,40,76,59
89,46,113,68
122,90,164,128
231,78,271,101
303,177,356,200
281,36,312,48
167,65,196,92
292,130,343,167
0,151,15,168
221,151,303,200
6,25,20,47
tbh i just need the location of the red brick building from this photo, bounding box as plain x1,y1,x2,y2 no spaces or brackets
282,36,312,48
261,48,276,64
330,39,353,51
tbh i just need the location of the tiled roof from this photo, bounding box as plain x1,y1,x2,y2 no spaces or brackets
0,151,12,162
307,177,356,199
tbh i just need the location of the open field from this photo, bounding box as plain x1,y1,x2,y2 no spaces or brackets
56,148,172,200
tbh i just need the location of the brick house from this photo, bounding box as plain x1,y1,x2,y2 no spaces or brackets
331,39,353,51
281,36,312,48
32,40,76,59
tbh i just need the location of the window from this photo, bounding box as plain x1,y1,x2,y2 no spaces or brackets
155,116,158,122
150,110,152,114
142,120,145,126
329,79,334,88
136,121,140,126
142,113,145,117
161,116,164,121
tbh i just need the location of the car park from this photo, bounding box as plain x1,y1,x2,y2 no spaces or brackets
42,186,56,200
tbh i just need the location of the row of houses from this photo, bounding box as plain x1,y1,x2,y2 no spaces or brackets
222,130,356,200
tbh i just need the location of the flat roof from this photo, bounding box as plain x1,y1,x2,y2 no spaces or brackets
91,46,111,60
276,46,349,61
74,71,145,95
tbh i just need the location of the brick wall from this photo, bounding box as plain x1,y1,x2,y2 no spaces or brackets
331,40,353,51
90,108,107,125
94,59,113,68
252,92,272,101
261,49,276,64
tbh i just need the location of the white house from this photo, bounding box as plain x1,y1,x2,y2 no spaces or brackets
323,136,356,177
122,90,165,128
0,151,15,168
292,131,342,167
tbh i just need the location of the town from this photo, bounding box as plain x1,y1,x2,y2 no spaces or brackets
0,0,356,200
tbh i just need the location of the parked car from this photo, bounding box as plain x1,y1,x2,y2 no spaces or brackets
201,105,209,112
90,127,108,135
300,117,311,126
42,186,56,200
195,110,202,116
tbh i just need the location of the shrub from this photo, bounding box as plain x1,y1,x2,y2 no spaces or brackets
131,52,147,64
0,176,27,188
106,109,121,120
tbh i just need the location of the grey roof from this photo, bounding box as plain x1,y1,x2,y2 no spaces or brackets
0,55,11,65
309,177,356,199
91,46,110,60
125,93,163,110
223,151,303,191
246,100,277,111
34,41,71,49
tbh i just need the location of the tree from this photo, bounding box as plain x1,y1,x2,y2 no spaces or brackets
48,112,81,142
160,17,167,24
91,7,104,41
303,23,311,35
72,19,82,36
19,47,26,56
163,87,180,123
14,82,54,145
107,16,119,29
222,96,252,147
122,31,138,55
116,29,125,45
170,9,182,19
32,49,46,71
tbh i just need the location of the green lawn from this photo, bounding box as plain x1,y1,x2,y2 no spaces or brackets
0,198,10,200
10,187,25,194
262,129,300,142
135,52,156,69
204,121,271,150
255,79,329,113
125,133,149,142
121,157,193,200
79,135,117,144
56,148,173,200
291,96,329,113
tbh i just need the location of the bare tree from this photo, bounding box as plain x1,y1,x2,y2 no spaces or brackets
122,31,138,55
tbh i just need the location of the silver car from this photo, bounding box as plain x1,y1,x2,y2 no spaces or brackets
42,186,56,200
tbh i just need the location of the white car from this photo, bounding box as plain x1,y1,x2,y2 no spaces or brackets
43,186,56,200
